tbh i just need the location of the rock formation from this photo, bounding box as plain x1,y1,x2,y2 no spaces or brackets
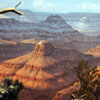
32,15,80,37
0,16,35,41
52,81,80,100
26,15,100,52
0,42,34,63
0,40,94,100
85,46,100,57
1,14,100,53
0,37,16,45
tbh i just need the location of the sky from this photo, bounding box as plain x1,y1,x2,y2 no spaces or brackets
0,0,100,13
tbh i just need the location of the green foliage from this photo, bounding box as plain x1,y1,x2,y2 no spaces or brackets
0,77,24,100
75,60,100,100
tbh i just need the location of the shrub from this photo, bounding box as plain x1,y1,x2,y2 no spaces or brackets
0,77,24,100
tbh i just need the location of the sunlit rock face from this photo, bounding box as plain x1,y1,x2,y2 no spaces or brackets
0,40,96,100
0,41,66,90
0,40,93,90
34,40,54,56
85,46,100,57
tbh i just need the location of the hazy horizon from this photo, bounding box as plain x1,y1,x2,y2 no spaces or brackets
0,0,100,13
19,9,100,14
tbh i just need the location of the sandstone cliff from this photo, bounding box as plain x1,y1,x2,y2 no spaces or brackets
0,41,94,100
85,46,100,57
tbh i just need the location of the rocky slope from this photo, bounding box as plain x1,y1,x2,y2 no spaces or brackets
0,42,34,63
21,38,39,44
0,37,16,45
62,12,100,36
0,40,95,100
32,15,80,37
53,62,100,100
85,46,100,57
23,34,100,52
22,15,100,52
0,16,35,41
48,34,100,52
1,14,100,52
52,81,80,100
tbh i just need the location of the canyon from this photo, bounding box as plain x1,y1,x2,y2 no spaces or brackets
0,40,99,100
0,11,100,100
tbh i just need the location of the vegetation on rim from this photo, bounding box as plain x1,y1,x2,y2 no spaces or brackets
0,78,24,100
74,60,100,100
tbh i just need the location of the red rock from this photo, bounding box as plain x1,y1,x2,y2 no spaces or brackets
0,40,93,100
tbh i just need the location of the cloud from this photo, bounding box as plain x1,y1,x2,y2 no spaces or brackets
33,0,55,11
78,2,100,11
33,0,44,7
